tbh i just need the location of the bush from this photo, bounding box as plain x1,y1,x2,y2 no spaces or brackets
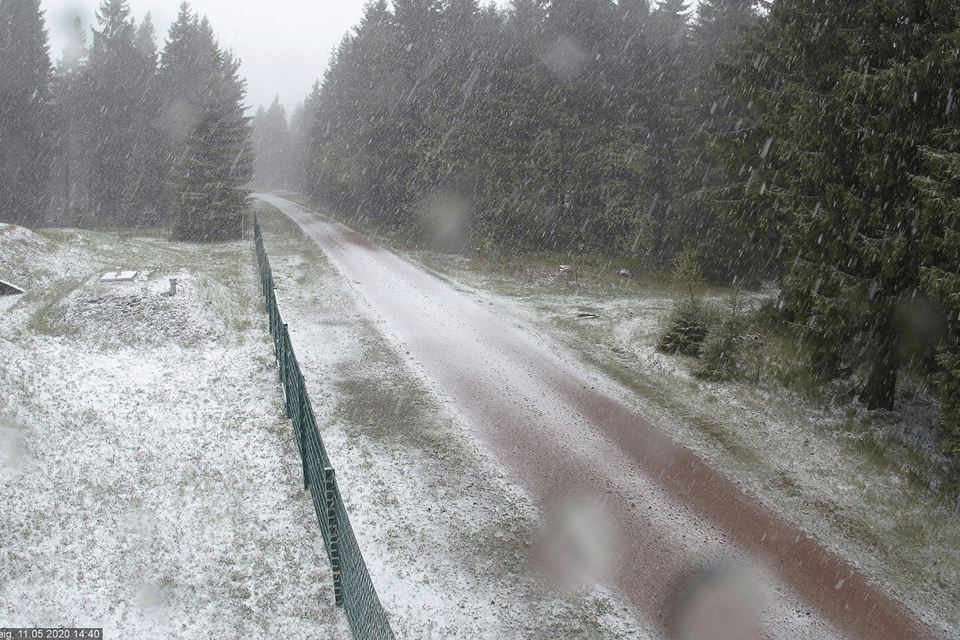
671,245,706,303
657,299,716,357
695,318,743,381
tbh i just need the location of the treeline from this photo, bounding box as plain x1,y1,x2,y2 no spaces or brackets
264,0,960,450
297,0,756,270
0,0,253,241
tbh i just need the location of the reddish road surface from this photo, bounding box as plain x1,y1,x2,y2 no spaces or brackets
259,194,942,640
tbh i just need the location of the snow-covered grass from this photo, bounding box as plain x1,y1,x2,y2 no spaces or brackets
401,248,960,636
253,203,653,638
0,222,348,636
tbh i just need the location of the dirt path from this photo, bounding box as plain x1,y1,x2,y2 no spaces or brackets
258,194,941,640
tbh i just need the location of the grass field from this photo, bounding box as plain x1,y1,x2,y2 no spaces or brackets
0,221,348,636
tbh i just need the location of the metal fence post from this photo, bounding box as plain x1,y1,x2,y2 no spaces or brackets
298,390,311,491
324,467,343,607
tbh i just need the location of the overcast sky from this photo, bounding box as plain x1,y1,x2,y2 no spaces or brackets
41,0,371,114
41,0,697,117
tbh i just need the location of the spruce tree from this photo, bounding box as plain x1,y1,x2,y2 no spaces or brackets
49,15,90,222
251,96,290,190
672,0,762,282
82,0,163,226
86,0,141,223
127,14,165,225
911,6,960,452
709,0,958,409
0,0,52,227
299,0,676,259
170,50,253,241
310,0,407,220
916,139,960,454
158,4,218,148
289,80,321,194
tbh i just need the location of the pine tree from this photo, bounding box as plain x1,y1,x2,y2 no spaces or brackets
297,0,676,259
159,4,229,224
251,96,290,190
916,140,960,454
83,0,161,226
505,0,547,62
710,0,959,409
289,80,321,194
170,50,253,241
310,0,410,221
86,0,139,223
911,5,960,452
159,4,218,148
48,14,90,222
671,0,762,282
0,0,52,227
643,0,694,258
127,14,165,225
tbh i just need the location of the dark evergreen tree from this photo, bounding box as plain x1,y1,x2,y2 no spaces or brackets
158,4,218,149
671,0,761,282
170,50,253,241
505,0,546,62
911,5,960,452
642,0,693,257
311,0,406,219
0,0,52,227
85,0,142,223
251,96,291,190
289,80,321,193
303,0,666,255
48,14,90,222
126,14,166,225
916,138,960,454
709,0,958,409
159,4,235,227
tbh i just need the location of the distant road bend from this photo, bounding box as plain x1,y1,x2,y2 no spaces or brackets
257,193,942,640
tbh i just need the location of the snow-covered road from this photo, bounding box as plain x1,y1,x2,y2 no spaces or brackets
258,194,941,640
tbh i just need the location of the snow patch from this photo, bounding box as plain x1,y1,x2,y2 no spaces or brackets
36,271,223,348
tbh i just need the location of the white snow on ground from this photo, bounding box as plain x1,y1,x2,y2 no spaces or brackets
6,208,957,638
0,225,348,637
0,219,658,639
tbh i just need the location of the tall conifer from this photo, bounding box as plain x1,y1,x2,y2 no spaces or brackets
0,0,52,226
170,49,253,241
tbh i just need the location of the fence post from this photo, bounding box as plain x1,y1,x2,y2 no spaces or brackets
298,388,311,491
324,467,344,607
281,324,291,417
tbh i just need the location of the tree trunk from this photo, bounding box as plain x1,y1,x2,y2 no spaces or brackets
862,311,899,410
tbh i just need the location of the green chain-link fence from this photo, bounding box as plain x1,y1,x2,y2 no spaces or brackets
254,215,396,640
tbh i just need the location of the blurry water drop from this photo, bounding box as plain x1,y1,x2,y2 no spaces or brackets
1,425,23,468
531,497,613,590
670,560,762,640
543,37,589,83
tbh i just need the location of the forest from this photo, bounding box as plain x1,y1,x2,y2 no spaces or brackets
1,0,252,241
4,0,960,457
253,0,960,458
